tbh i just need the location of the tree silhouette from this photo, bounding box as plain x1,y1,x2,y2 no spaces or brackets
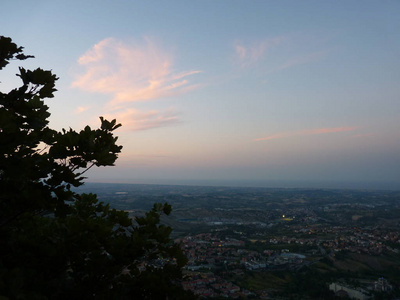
0,36,192,299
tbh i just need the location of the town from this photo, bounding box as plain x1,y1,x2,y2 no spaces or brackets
77,183,400,299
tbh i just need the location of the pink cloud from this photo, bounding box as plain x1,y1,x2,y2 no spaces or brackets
75,106,90,114
234,37,286,67
255,126,358,142
71,37,201,131
103,108,180,131
72,37,201,107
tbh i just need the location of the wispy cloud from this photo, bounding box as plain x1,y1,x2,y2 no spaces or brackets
234,37,286,67
255,126,358,142
103,108,180,131
75,106,90,114
233,34,328,75
73,37,201,106
72,37,201,131
276,50,327,71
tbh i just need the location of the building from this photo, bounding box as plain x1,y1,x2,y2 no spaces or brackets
374,277,392,292
329,282,370,300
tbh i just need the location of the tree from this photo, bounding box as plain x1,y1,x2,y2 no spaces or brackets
0,36,192,299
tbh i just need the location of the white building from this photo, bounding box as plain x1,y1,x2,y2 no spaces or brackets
374,277,392,292
329,282,370,300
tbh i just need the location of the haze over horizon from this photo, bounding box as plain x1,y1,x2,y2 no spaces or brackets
2,1,400,189
83,178,400,191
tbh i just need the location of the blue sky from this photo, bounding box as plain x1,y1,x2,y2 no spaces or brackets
2,1,400,188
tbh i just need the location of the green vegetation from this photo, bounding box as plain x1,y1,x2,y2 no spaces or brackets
232,271,288,291
282,269,337,299
0,36,192,299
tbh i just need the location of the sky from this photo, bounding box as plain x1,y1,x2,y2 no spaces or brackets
1,0,400,189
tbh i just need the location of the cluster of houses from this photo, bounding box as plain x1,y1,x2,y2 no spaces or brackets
178,233,311,297
181,272,253,299
267,224,400,256
327,225,397,255
174,222,400,298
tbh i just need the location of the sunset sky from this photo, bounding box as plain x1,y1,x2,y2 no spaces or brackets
2,1,400,189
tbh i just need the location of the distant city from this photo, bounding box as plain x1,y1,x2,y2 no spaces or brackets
76,182,400,299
